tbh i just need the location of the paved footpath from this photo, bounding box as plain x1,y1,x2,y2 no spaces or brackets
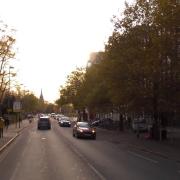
0,119,30,153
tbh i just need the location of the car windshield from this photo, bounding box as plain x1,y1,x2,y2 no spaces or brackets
78,122,90,128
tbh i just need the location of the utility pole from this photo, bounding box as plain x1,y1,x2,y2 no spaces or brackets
8,66,14,122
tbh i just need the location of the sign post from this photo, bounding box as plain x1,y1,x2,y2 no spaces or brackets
13,101,22,128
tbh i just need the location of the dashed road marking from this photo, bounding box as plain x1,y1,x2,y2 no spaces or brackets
70,144,106,180
41,137,46,140
9,161,21,180
87,162,107,180
128,151,158,164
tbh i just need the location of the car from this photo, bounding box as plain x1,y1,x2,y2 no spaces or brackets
91,120,101,127
91,118,113,129
59,117,71,127
58,116,67,123
51,113,56,118
132,118,148,132
73,122,96,139
101,118,113,128
27,114,34,119
37,116,51,130
57,115,66,121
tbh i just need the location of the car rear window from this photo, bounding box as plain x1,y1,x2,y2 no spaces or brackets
78,122,89,128
39,118,49,122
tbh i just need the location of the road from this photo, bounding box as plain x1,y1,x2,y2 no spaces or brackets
0,118,179,180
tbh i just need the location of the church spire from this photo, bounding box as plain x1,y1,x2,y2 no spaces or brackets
40,89,44,102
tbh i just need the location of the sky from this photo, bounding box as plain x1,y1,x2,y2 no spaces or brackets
0,0,134,103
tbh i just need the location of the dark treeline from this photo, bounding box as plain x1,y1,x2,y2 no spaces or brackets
57,0,180,132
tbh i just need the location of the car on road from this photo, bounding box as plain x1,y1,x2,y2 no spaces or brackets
73,122,96,139
91,118,113,129
132,118,148,132
59,117,71,127
91,120,101,127
37,116,51,130
27,114,34,120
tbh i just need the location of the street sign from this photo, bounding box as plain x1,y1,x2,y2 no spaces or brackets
13,101,22,112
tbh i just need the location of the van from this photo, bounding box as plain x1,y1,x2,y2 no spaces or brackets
37,116,51,130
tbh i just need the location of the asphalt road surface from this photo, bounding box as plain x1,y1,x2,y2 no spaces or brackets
0,118,179,180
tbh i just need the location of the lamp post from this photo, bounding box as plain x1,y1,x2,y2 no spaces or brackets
9,66,14,93
7,66,14,123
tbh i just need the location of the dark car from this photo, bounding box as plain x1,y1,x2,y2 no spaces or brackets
91,118,113,129
59,117,71,127
37,116,51,130
91,120,101,127
73,122,96,139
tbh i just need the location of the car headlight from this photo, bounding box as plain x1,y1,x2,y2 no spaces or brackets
92,129,96,133
78,129,83,133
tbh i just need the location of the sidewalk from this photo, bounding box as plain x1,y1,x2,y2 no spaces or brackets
0,119,30,152
97,127,180,162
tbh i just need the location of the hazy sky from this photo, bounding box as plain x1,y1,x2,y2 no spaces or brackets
0,0,134,103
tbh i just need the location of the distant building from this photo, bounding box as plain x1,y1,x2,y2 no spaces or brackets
39,89,44,103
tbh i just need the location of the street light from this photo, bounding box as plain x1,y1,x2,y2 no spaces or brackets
7,66,14,121
9,66,14,93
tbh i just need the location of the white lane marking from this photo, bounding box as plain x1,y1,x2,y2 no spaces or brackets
41,137,46,140
72,147,106,180
128,151,158,164
22,137,31,158
87,162,107,180
9,161,21,180
21,146,26,158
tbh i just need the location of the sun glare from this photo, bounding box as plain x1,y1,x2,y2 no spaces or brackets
0,0,133,102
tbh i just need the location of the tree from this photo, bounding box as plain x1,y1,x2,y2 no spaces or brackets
21,93,39,113
0,21,16,104
56,0,179,132
104,0,180,136
57,68,85,109
83,54,112,113
45,103,56,114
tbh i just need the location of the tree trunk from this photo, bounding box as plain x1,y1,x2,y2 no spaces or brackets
152,81,160,140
